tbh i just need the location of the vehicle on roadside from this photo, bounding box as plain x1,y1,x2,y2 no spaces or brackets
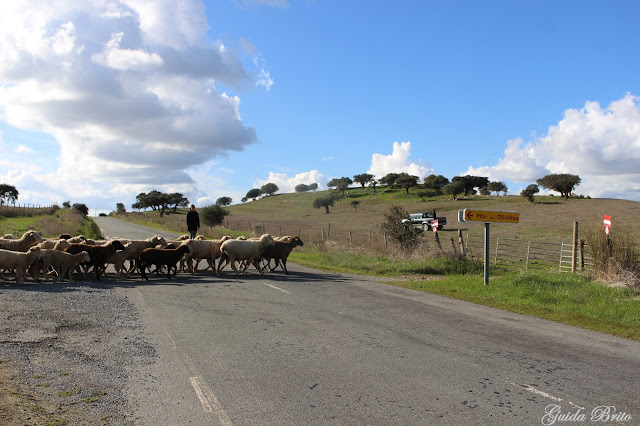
401,210,447,231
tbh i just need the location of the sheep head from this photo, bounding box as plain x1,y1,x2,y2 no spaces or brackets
111,240,126,251
290,236,304,247
259,234,275,247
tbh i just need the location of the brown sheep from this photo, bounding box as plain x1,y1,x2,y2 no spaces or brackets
260,236,304,274
65,240,126,280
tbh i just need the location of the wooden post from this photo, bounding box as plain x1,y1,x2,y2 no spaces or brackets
349,230,352,244
434,232,441,249
450,237,457,256
328,223,331,240
321,228,325,242
579,239,585,271
458,229,465,256
572,222,578,273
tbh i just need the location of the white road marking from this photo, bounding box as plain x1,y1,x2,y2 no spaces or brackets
510,382,585,410
264,283,291,294
190,376,233,425
134,289,233,424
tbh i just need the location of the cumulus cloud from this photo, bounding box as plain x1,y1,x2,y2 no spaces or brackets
367,141,433,180
465,94,640,200
254,170,327,194
0,0,269,207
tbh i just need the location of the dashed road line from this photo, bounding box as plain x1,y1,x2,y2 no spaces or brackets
510,382,585,410
263,283,291,294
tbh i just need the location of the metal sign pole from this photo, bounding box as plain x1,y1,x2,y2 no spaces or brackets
484,222,490,286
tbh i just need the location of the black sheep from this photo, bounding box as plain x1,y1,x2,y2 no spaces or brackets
139,245,190,280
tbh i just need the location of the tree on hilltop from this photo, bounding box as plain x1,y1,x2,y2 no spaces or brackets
536,174,581,198
488,181,508,196
261,183,279,197
0,184,18,206
353,173,374,190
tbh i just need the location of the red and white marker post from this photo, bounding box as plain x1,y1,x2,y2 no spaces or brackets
603,215,612,236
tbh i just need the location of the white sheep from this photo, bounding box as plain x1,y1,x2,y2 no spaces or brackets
217,234,275,275
40,249,91,282
30,239,71,280
37,238,70,250
106,242,133,279
0,231,44,252
0,246,42,283
66,235,87,243
179,236,232,273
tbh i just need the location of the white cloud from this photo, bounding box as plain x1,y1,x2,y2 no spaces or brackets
0,0,271,209
367,141,433,180
464,93,640,200
14,145,33,153
254,170,327,194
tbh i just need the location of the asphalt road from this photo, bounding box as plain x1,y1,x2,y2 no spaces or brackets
94,217,640,425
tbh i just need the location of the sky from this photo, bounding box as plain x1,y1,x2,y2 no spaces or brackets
1,0,640,214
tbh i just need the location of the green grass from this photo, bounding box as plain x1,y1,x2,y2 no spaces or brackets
290,245,481,276
0,209,103,239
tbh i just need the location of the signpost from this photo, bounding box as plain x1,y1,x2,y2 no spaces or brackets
603,214,612,236
458,209,520,286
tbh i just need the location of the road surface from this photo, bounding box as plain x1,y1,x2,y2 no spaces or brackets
94,216,640,425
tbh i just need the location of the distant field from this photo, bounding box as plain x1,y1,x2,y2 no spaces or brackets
220,188,640,244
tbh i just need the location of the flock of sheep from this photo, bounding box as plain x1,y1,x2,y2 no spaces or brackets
0,231,304,284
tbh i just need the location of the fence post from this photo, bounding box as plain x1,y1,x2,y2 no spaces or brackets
579,239,585,271
349,231,352,244
572,222,578,272
321,228,324,242
458,230,465,257
328,223,331,240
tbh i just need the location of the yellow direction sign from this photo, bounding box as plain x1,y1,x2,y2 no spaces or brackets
458,209,520,224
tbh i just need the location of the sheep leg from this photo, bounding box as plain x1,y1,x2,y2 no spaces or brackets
139,261,149,281
251,258,264,274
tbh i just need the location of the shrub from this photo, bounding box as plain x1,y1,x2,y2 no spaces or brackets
584,225,640,291
380,205,422,252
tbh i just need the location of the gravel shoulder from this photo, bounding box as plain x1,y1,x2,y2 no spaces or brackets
0,280,156,425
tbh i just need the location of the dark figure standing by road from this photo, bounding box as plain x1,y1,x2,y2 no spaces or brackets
186,204,200,239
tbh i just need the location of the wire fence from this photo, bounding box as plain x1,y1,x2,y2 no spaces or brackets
0,204,58,215
464,233,595,273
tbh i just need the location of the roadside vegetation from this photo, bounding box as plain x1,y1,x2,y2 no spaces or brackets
0,206,103,240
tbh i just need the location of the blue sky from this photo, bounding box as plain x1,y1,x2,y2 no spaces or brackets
1,0,640,214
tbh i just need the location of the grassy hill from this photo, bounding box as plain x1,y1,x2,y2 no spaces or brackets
223,188,640,244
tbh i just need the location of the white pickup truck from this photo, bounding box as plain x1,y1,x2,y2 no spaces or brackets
401,211,447,231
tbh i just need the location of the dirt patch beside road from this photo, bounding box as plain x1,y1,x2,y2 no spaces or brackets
0,282,155,425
